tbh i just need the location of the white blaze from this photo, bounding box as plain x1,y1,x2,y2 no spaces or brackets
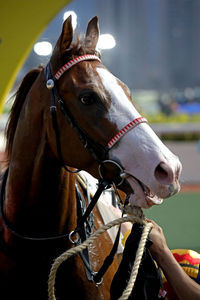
96,66,181,208
96,67,140,127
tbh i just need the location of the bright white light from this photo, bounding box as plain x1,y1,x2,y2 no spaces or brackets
97,34,116,50
63,11,77,30
34,41,52,56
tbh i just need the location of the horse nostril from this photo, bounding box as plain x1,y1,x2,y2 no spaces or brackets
154,162,174,185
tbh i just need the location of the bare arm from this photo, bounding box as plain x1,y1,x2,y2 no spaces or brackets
148,219,200,300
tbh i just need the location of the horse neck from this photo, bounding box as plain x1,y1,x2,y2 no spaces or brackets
4,87,77,239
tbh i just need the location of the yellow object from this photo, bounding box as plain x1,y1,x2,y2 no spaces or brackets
0,0,71,114
163,249,200,283
121,230,200,283
161,249,200,299
121,229,131,247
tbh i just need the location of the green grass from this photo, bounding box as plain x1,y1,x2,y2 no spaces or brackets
144,192,200,252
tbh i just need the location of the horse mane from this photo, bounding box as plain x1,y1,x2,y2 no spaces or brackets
5,67,42,159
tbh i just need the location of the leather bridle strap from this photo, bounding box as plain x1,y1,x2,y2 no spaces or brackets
69,180,110,242
44,61,109,172
0,168,108,243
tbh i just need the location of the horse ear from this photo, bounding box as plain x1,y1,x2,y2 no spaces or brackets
85,16,99,49
59,16,73,52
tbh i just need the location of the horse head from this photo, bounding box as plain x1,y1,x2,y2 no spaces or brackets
46,16,182,209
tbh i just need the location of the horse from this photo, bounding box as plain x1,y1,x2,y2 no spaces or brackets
0,16,182,300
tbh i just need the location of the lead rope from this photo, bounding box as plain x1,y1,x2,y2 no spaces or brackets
48,207,153,300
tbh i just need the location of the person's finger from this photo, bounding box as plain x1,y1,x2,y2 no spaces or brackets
146,219,157,226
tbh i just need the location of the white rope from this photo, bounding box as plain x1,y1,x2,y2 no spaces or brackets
48,208,151,300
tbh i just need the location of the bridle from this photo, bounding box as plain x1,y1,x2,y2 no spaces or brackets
0,54,147,284
45,54,147,184
44,54,147,283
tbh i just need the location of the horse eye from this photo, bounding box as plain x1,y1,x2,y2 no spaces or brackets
80,95,94,105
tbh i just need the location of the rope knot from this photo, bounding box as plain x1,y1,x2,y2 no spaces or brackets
123,204,144,223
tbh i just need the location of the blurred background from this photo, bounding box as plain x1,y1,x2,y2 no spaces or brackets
1,0,200,251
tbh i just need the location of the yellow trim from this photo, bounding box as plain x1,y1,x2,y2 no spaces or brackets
0,42,34,111
0,0,72,114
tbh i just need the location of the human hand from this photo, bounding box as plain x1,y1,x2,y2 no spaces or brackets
146,219,170,263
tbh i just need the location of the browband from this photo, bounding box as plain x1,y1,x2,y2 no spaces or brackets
54,54,101,80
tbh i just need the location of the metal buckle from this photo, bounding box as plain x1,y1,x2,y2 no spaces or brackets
68,231,80,244
92,272,103,286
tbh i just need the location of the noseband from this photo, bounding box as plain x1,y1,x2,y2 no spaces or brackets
44,54,147,185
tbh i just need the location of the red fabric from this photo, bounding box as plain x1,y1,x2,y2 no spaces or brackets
173,253,200,265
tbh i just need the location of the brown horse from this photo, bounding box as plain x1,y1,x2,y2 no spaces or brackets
0,16,182,299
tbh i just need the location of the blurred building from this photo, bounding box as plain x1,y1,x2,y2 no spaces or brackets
14,0,200,93
97,0,200,91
